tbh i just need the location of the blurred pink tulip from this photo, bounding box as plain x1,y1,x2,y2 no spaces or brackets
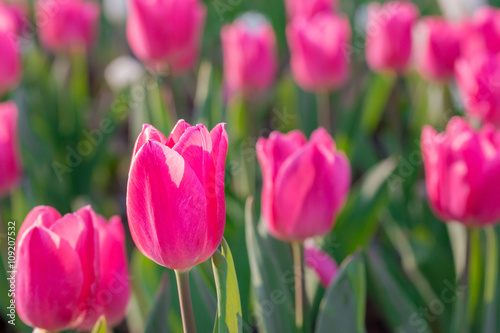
127,120,228,271
36,0,100,53
0,102,22,196
222,13,277,100
304,242,338,288
455,54,500,126
365,1,419,73
461,6,500,59
256,128,350,242
127,0,206,74
0,3,17,33
422,117,500,226
0,1,29,35
0,30,21,94
287,13,351,92
16,206,100,331
76,216,130,331
414,17,461,81
284,0,337,21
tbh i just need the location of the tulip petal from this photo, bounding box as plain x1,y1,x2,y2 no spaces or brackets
133,124,168,156
18,206,61,239
167,119,192,148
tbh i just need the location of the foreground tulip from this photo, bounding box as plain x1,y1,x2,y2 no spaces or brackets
36,0,100,53
455,54,500,126
76,216,130,331
256,128,350,242
16,206,99,331
221,13,277,100
0,30,21,94
461,6,500,59
127,0,206,74
422,117,500,226
414,17,461,81
365,1,419,73
287,13,351,92
284,0,336,21
0,102,22,196
304,242,338,288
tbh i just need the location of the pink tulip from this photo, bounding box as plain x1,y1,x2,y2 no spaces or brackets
127,120,228,271
0,1,29,35
221,13,277,99
284,0,337,21
461,6,500,59
16,206,100,331
304,242,338,288
256,128,350,242
0,30,21,94
0,102,22,196
76,216,130,331
0,3,17,33
414,17,461,81
127,0,206,74
36,0,100,53
365,1,419,73
455,53,500,126
287,13,351,92
422,117,500,226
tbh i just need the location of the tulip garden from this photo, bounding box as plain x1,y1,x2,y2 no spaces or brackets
3,0,500,332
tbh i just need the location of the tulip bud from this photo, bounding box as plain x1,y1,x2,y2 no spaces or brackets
287,13,351,92
36,0,100,53
256,128,351,242
414,17,461,81
76,216,130,331
284,0,337,21
127,120,228,271
365,1,419,73
126,0,206,74
0,30,21,95
0,102,22,196
461,6,500,59
455,54,500,126
16,206,100,331
221,13,277,100
422,117,500,226
304,242,338,288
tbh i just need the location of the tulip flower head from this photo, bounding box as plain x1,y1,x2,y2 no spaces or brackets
0,29,21,95
0,101,22,196
256,128,351,242
284,0,337,21
461,6,500,59
422,117,500,226
127,120,228,271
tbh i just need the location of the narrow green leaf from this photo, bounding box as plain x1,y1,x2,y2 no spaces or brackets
91,316,107,333
145,273,170,333
360,73,396,133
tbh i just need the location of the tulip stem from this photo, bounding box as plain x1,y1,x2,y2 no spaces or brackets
292,242,305,332
175,270,197,333
317,92,332,133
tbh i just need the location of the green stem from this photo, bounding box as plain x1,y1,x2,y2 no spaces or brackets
175,270,196,333
466,227,482,331
484,227,498,304
292,242,305,332
316,92,332,133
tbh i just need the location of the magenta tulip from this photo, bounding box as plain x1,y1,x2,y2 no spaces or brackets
0,102,22,196
365,1,419,73
414,17,461,81
0,3,17,33
16,206,100,331
287,13,351,92
0,30,21,95
455,53,500,126
422,117,500,226
304,242,338,288
127,120,228,271
127,0,206,74
461,6,500,59
284,0,337,21
221,13,277,100
36,0,100,53
75,215,130,331
256,128,350,242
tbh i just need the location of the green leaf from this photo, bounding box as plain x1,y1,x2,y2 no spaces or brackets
212,238,243,333
145,273,170,333
360,73,396,133
315,252,366,333
91,316,107,333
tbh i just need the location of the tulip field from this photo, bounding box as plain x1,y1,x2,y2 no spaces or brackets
3,0,500,332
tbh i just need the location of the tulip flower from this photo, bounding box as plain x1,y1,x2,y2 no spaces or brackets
76,215,130,331
256,128,350,242
221,13,277,100
36,0,100,53
16,206,100,331
0,3,17,33
284,0,337,21
126,0,206,74
304,242,338,288
414,17,462,81
127,120,228,271
286,13,351,92
0,102,22,196
0,30,21,95
421,117,500,226
455,53,500,126
365,1,419,73
461,6,500,59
